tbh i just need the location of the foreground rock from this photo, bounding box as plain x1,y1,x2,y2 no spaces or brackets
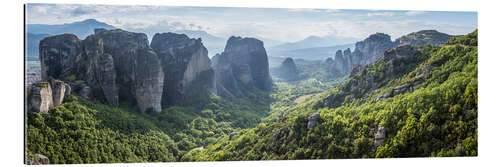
213,36,272,98
28,79,70,114
151,33,215,107
26,154,50,165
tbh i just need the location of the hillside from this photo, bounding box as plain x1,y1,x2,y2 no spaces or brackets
184,30,477,160
26,29,477,163
396,30,454,47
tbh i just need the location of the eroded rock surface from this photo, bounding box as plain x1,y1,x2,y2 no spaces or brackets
151,32,215,107
213,36,272,97
39,29,164,112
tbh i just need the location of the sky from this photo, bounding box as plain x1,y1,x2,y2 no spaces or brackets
25,3,478,43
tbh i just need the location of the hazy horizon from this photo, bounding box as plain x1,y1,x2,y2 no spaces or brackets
26,3,477,43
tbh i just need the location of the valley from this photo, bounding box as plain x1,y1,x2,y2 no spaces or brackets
25,18,477,163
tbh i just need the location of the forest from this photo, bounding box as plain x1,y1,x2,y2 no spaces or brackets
26,30,477,163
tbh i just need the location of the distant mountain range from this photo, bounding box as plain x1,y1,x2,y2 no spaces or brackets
268,43,355,61
270,35,359,51
27,19,116,39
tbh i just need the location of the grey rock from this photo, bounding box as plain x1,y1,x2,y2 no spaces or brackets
69,81,93,100
40,29,164,112
307,113,321,129
47,78,69,106
26,154,50,165
39,34,82,80
28,82,53,114
214,36,272,97
374,92,390,102
151,33,215,107
229,132,239,140
374,126,386,147
275,57,299,81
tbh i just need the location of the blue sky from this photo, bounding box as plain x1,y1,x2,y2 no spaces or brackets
26,3,477,42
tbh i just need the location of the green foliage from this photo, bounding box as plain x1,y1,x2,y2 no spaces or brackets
186,30,478,161
27,30,478,163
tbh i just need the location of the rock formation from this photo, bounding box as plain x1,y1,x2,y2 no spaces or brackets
374,126,386,147
212,36,272,98
39,29,164,112
26,154,50,165
28,79,70,114
307,113,321,129
275,57,299,81
326,30,452,79
151,32,215,107
28,82,53,114
323,45,422,108
39,29,220,112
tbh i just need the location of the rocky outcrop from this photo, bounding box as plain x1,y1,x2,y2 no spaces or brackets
323,45,422,108
39,29,164,112
39,34,82,80
349,64,363,77
395,30,453,47
26,154,50,165
307,113,320,129
274,57,299,81
352,33,398,65
327,33,396,78
28,82,53,114
326,30,452,79
374,126,386,147
213,36,272,98
28,79,70,114
151,33,215,107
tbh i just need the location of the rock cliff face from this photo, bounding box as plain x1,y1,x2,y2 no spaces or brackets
274,57,299,81
327,30,452,79
213,36,272,98
39,29,218,112
352,33,397,65
39,29,164,112
151,33,215,107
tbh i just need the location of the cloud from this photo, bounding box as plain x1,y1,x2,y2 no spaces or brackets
405,11,426,15
287,8,341,13
70,7,97,17
367,12,397,17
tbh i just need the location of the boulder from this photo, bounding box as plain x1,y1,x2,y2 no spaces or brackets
69,81,93,100
26,154,50,165
229,132,239,140
307,113,321,129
